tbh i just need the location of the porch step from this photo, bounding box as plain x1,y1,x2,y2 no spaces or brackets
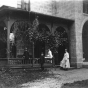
82,62,88,68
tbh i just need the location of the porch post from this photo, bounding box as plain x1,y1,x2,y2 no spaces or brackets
7,19,11,59
32,42,34,67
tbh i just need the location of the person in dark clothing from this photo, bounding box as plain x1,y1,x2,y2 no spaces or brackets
11,43,16,58
40,52,45,71
23,48,29,64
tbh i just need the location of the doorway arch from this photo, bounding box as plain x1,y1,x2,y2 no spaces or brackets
10,20,30,58
34,24,50,58
82,20,88,61
54,26,68,65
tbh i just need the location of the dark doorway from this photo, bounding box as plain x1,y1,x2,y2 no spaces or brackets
54,26,68,65
57,45,66,65
82,21,88,61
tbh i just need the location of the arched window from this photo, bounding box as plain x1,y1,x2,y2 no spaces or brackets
54,26,68,65
82,20,88,61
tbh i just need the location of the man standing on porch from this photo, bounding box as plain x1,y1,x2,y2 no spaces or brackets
23,48,29,64
11,43,16,58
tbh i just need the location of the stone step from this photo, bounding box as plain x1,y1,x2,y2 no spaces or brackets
82,62,88,68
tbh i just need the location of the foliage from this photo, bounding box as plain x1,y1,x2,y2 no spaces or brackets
12,18,68,53
28,17,39,42
28,17,68,53
28,17,57,52
12,20,31,47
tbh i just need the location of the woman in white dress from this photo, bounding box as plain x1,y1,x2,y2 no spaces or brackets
47,49,53,58
45,49,53,63
60,49,70,69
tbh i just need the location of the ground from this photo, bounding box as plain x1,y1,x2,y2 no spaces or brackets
62,80,88,88
0,67,88,88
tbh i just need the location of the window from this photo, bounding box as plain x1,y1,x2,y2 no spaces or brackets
83,0,88,14
17,0,30,11
17,0,21,9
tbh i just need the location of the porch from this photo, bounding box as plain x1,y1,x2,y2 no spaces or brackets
0,5,75,68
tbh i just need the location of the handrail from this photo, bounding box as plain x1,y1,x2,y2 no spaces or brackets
0,58,53,67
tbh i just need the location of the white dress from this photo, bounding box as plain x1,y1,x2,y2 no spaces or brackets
60,52,70,68
48,50,53,58
45,49,53,63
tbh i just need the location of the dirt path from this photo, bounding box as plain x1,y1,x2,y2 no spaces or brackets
19,68,88,88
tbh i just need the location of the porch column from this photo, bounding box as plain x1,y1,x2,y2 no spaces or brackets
32,42,34,67
70,23,77,68
7,19,11,59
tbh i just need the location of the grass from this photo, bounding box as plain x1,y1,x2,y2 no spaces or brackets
0,68,52,88
61,80,88,88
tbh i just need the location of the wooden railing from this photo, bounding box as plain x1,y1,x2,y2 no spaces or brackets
8,58,33,65
0,58,53,68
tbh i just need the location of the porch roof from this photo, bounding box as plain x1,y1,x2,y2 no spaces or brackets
0,5,74,26
0,5,29,14
0,5,29,18
30,11,74,26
